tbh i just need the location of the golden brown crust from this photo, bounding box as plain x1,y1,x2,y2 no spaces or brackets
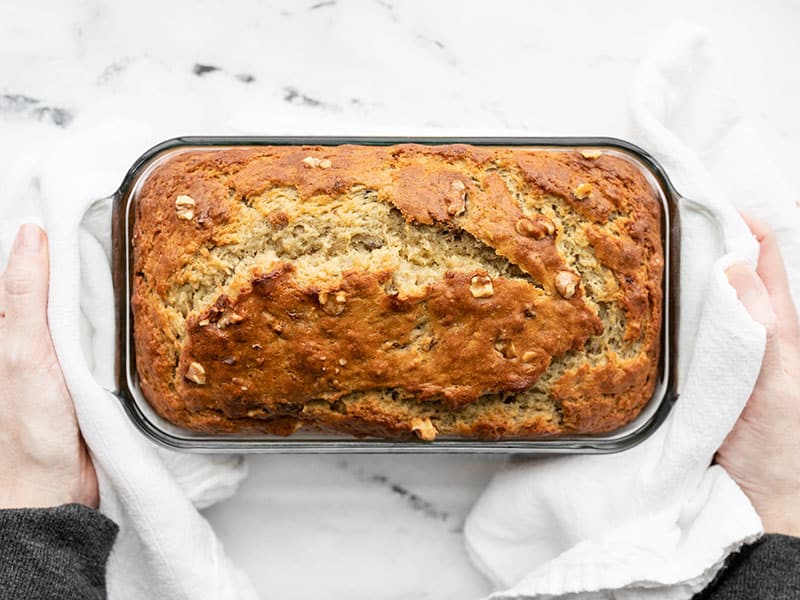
131,144,664,440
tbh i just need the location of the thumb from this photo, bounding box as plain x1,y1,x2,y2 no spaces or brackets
726,262,780,371
3,224,50,337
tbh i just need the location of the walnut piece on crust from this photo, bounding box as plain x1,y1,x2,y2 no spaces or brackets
411,417,437,441
469,275,494,298
175,195,196,220
555,270,580,299
185,361,206,385
573,183,593,200
515,215,555,239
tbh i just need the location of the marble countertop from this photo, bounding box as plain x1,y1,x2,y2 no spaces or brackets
1,1,798,598
205,454,504,598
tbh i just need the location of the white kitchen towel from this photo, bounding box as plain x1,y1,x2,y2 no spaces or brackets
464,23,800,600
0,122,256,600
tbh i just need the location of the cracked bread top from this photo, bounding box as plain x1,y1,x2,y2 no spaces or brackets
131,144,664,440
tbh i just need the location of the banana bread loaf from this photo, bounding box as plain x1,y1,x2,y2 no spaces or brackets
131,144,663,440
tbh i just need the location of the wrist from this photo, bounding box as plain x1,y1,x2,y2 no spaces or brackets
0,463,94,509
0,486,75,510
755,494,800,537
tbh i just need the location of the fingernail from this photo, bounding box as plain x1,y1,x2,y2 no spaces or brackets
12,224,43,256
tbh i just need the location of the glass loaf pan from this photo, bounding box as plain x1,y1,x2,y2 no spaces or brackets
111,136,680,453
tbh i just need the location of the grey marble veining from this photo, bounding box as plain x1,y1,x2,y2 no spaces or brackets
203,455,503,599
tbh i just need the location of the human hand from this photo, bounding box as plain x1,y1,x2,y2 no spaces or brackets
0,224,98,509
717,215,800,536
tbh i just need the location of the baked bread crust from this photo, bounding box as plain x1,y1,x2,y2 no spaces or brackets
131,144,663,440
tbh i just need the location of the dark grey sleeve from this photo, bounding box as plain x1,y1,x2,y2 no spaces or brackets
0,503,118,600
694,534,800,599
